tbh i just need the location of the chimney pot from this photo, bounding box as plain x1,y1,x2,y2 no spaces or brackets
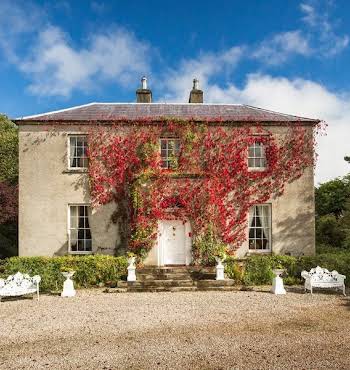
136,76,152,103
141,76,147,89
189,78,203,103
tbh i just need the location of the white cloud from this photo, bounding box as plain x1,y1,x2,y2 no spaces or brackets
253,31,311,65
300,1,349,56
0,0,45,62
160,47,244,102
300,2,318,27
0,2,151,97
18,26,151,97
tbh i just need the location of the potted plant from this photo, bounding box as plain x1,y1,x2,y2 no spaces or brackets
126,252,137,282
127,252,137,266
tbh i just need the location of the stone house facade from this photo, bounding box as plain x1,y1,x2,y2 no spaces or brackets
15,79,319,265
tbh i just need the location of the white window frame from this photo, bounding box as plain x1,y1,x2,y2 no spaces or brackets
160,137,180,169
248,142,267,170
248,204,272,252
68,135,89,170
67,204,93,254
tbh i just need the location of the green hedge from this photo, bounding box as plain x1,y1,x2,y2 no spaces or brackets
225,252,350,286
1,252,348,292
0,255,128,292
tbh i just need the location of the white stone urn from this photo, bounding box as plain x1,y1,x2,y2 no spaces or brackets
215,257,225,281
61,271,76,297
271,269,286,295
127,256,137,282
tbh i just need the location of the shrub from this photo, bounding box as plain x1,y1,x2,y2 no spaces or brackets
0,255,128,292
192,225,228,266
224,257,244,283
225,251,350,286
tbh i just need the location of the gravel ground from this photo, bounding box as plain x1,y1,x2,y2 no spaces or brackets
0,287,349,370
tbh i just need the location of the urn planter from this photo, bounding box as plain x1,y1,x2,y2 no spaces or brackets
127,257,137,282
271,269,286,295
61,271,76,297
215,257,225,281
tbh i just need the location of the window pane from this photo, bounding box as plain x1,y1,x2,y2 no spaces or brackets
76,147,84,156
82,158,89,168
249,239,256,250
160,138,180,169
248,142,267,169
70,230,78,241
69,136,88,168
255,229,262,239
77,240,84,251
76,137,86,146
70,241,77,252
85,239,92,251
69,205,92,253
248,205,271,251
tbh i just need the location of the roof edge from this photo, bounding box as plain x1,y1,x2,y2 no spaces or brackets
14,117,320,126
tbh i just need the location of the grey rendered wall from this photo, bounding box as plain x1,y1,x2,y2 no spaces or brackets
18,126,119,256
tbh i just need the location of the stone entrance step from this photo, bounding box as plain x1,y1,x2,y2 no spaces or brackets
126,286,198,293
105,266,235,293
117,279,195,288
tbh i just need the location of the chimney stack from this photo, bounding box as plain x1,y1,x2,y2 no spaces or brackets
189,78,203,103
136,76,152,103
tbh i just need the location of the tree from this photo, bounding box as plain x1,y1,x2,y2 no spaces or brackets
315,161,350,250
316,214,345,248
0,114,18,258
315,175,350,217
0,114,18,184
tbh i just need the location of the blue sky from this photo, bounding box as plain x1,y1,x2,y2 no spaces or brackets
0,0,349,183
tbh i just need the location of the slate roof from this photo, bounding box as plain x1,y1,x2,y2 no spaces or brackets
15,103,319,124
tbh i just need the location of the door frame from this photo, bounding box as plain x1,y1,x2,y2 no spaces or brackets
157,220,192,266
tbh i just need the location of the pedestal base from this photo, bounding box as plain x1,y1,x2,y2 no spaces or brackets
61,278,76,297
216,265,225,281
272,276,286,295
127,267,136,282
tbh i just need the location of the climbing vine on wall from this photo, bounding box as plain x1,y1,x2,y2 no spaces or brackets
87,118,322,264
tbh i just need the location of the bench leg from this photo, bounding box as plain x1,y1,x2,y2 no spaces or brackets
310,286,313,295
343,285,346,297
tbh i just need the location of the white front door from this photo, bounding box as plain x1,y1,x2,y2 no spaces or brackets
159,220,192,265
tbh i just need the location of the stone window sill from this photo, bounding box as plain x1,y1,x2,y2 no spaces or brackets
247,250,272,255
63,169,88,174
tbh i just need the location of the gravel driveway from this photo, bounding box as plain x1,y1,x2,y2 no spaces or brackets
0,288,349,370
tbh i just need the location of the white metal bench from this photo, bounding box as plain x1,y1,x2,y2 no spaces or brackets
0,272,41,301
301,266,346,296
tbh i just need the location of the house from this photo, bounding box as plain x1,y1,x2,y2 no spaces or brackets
14,78,319,265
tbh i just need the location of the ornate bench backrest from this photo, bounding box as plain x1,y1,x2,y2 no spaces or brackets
308,266,340,283
0,272,41,291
